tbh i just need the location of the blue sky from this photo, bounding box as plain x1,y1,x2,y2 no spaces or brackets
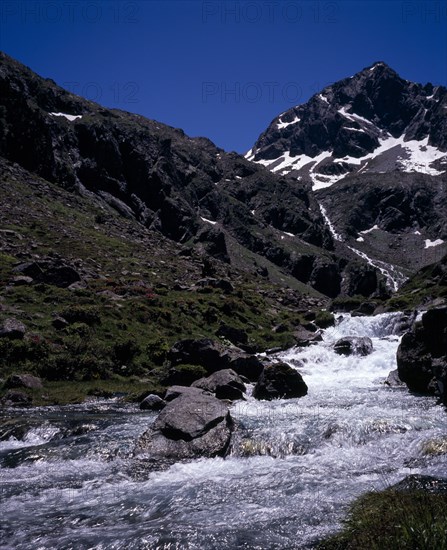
1,0,446,153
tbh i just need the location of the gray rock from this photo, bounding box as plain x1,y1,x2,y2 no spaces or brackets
135,392,234,459
192,369,246,401
2,391,32,406
0,318,26,339
140,394,166,411
253,362,308,401
11,275,33,286
334,336,373,356
4,373,43,390
227,353,265,382
384,369,404,387
164,385,211,402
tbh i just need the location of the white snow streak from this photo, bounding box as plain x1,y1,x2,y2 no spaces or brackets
50,112,82,121
424,239,444,248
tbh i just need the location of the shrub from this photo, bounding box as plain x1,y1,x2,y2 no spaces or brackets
59,305,101,325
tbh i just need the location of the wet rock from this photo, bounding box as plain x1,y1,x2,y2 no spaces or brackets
384,369,404,387
140,394,166,411
334,336,373,356
135,391,234,459
397,330,436,394
293,325,323,346
0,318,26,339
2,391,32,406
227,353,265,382
396,308,447,404
192,369,246,401
4,373,43,390
0,418,40,440
253,362,308,400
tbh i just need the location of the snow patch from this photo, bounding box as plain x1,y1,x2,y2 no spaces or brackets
424,239,444,248
338,106,374,126
200,217,217,225
50,112,82,121
318,94,329,104
277,115,301,129
344,126,365,133
360,225,379,234
356,237,364,242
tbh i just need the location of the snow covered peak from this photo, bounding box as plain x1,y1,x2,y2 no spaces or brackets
246,63,447,189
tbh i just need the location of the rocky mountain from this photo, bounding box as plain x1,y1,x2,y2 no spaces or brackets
247,62,447,285
0,51,388,299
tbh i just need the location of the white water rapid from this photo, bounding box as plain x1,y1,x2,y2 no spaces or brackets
1,313,446,549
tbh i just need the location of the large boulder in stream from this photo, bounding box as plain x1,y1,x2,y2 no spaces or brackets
333,336,373,356
397,308,447,403
253,362,308,400
135,388,234,459
192,369,246,401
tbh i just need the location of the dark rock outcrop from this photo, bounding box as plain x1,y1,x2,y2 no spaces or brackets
192,369,246,401
334,336,373,356
14,260,81,288
167,339,229,373
135,391,234,459
253,362,308,400
397,307,447,403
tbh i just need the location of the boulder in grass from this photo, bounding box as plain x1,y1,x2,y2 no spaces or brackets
4,374,43,390
0,318,26,340
253,362,308,401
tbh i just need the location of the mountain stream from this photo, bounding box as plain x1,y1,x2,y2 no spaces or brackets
1,313,446,549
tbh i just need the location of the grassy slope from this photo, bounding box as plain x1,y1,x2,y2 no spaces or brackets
0,161,327,404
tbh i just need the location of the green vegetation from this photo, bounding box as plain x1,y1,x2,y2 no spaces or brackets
319,488,447,550
0,167,322,405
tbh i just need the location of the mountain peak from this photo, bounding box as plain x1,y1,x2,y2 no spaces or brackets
247,64,447,189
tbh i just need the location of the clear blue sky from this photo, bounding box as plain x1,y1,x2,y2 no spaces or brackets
1,0,446,153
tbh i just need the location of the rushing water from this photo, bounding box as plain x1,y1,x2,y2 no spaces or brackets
1,313,446,549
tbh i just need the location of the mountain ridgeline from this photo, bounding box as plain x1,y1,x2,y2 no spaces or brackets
0,54,446,307
0,52,398,300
